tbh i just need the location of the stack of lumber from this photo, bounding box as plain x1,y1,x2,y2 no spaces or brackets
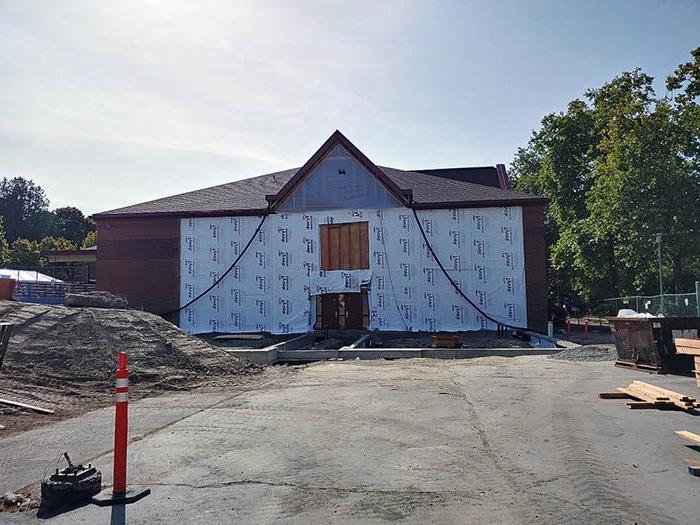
431,333,461,348
674,338,700,388
673,430,700,477
599,381,698,411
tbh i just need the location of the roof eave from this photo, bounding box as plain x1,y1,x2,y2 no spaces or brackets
92,207,270,220
412,197,549,209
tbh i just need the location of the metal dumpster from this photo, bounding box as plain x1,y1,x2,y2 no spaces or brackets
607,316,700,374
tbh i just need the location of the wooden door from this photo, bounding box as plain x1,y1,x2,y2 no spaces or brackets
344,293,364,329
319,294,339,329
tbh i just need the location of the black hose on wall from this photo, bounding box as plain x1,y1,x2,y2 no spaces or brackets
409,206,527,333
161,213,269,317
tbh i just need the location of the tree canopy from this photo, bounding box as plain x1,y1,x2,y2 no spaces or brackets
511,48,700,310
0,177,51,242
0,177,95,268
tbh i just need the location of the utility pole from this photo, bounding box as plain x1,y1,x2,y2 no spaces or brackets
656,233,664,316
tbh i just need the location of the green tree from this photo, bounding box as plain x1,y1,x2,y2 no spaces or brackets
511,48,700,309
81,230,97,249
52,207,95,245
0,217,9,265
38,237,76,253
0,177,50,242
511,99,598,304
665,47,700,291
6,237,76,268
7,239,41,267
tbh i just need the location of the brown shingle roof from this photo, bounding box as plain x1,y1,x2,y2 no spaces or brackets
379,167,543,209
94,165,543,218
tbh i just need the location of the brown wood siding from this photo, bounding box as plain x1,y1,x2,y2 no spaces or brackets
522,204,548,333
320,222,369,270
96,217,180,317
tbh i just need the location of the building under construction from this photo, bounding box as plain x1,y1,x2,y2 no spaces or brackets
93,131,548,334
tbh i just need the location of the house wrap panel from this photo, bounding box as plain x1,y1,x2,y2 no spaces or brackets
180,206,527,335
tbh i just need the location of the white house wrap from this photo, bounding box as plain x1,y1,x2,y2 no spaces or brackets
179,205,526,335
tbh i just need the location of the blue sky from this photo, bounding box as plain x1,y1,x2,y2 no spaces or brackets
1,0,698,214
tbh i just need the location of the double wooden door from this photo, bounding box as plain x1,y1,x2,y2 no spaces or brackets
317,292,366,330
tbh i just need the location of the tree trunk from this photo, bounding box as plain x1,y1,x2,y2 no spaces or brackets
671,253,684,293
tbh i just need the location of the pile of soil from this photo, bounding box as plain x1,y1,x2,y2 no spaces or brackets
0,301,252,385
0,301,259,435
549,344,618,362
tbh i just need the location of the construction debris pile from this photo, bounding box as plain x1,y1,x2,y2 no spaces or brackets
549,345,618,362
0,300,258,434
0,301,253,385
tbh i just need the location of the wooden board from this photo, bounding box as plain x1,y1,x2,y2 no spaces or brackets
628,381,696,410
319,222,369,271
0,397,55,414
674,430,700,445
598,392,633,399
627,402,658,409
611,384,694,410
213,334,264,341
674,338,700,356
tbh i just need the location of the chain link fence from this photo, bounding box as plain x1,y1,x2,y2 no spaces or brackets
603,290,700,317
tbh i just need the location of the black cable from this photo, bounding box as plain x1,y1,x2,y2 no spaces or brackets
410,207,526,332
162,213,269,316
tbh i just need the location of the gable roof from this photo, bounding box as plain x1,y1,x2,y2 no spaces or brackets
268,130,411,211
93,131,546,219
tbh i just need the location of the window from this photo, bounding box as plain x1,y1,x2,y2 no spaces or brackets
319,221,369,270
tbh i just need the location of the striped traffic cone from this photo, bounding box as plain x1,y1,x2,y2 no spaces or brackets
92,352,150,506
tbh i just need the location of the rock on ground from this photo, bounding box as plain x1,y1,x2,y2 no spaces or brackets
64,291,128,309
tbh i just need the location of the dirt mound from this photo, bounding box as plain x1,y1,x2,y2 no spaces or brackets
548,345,618,362
0,301,253,387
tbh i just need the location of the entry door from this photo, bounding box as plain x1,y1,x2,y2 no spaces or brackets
316,292,367,330
320,294,340,329
344,293,364,329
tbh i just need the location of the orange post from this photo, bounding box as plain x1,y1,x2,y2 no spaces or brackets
584,318,589,338
92,352,150,506
113,352,129,494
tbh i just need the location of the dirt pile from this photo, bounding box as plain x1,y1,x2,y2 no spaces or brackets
549,345,618,362
0,301,254,387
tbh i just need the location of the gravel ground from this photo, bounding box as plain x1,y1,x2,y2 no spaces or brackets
549,344,618,362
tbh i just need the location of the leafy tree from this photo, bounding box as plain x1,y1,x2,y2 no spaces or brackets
38,237,76,253
511,100,598,305
81,230,97,249
512,48,700,309
0,177,50,242
665,47,700,291
52,207,95,245
7,239,41,267
0,217,8,266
